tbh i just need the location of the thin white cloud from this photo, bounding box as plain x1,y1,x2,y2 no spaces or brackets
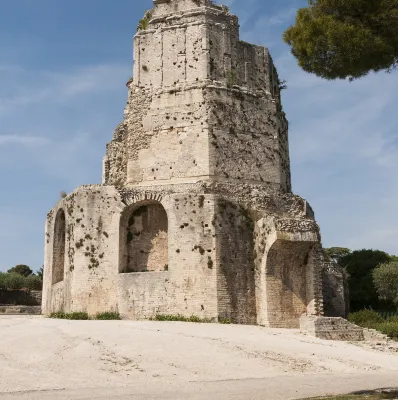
0,134,49,147
266,7,297,26
0,64,130,115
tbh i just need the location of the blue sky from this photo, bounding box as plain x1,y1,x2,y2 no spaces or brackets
0,0,397,272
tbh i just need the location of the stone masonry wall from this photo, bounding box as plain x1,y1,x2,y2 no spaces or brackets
105,0,291,192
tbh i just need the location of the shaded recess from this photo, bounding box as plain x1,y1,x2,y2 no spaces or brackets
52,209,66,285
120,202,168,273
266,241,313,327
216,199,257,324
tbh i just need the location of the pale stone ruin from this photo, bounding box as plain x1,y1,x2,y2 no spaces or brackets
43,0,360,339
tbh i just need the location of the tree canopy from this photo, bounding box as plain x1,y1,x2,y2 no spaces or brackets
325,247,351,266
341,249,393,311
373,261,398,307
284,0,398,80
7,265,33,277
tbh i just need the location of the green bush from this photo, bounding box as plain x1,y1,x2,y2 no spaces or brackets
24,275,43,291
387,316,398,323
3,273,25,290
0,273,7,290
373,261,398,308
95,312,121,320
0,272,42,291
49,312,67,319
374,322,398,340
348,309,384,327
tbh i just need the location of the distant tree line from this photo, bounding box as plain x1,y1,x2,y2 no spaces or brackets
0,265,43,291
326,248,398,312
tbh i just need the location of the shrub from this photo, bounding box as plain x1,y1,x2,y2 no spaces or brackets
67,312,89,320
373,261,398,308
49,312,67,319
348,309,384,327
387,316,398,323
3,273,25,290
374,322,398,340
96,312,121,320
0,273,7,290
24,275,43,291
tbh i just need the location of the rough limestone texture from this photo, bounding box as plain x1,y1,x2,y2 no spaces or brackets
42,0,348,334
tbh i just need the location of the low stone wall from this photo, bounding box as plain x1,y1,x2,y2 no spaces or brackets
0,305,41,315
300,316,365,341
0,290,42,306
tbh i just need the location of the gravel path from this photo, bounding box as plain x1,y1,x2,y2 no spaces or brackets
1,316,397,399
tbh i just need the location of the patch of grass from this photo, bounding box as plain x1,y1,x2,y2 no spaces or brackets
95,312,121,320
219,318,232,324
49,311,122,320
49,312,89,320
150,314,213,323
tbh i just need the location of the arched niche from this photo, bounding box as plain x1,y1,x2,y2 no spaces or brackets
119,201,168,273
52,209,66,285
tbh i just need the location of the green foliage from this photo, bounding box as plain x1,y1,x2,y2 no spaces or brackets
137,11,152,32
7,265,33,277
151,314,213,323
24,275,43,291
0,272,42,291
348,310,398,340
342,249,392,311
36,266,44,279
0,273,25,290
373,261,398,308
49,312,89,320
325,247,351,266
284,0,398,80
348,309,384,327
95,312,121,320
0,273,8,290
219,318,232,324
374,322,398,340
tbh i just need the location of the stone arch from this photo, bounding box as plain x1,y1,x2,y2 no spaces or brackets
119,201,168,273
264,240,314,328
52,209,66,285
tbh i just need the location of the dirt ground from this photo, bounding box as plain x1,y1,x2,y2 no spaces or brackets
1,316,398,400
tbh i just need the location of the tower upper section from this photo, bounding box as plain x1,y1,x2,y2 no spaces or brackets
133,0,280,97
104,1,291,193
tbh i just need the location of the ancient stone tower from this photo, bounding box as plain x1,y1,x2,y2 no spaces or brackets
42,0,347,330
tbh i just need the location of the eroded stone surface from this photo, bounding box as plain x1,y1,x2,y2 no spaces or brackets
42,0,347,332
